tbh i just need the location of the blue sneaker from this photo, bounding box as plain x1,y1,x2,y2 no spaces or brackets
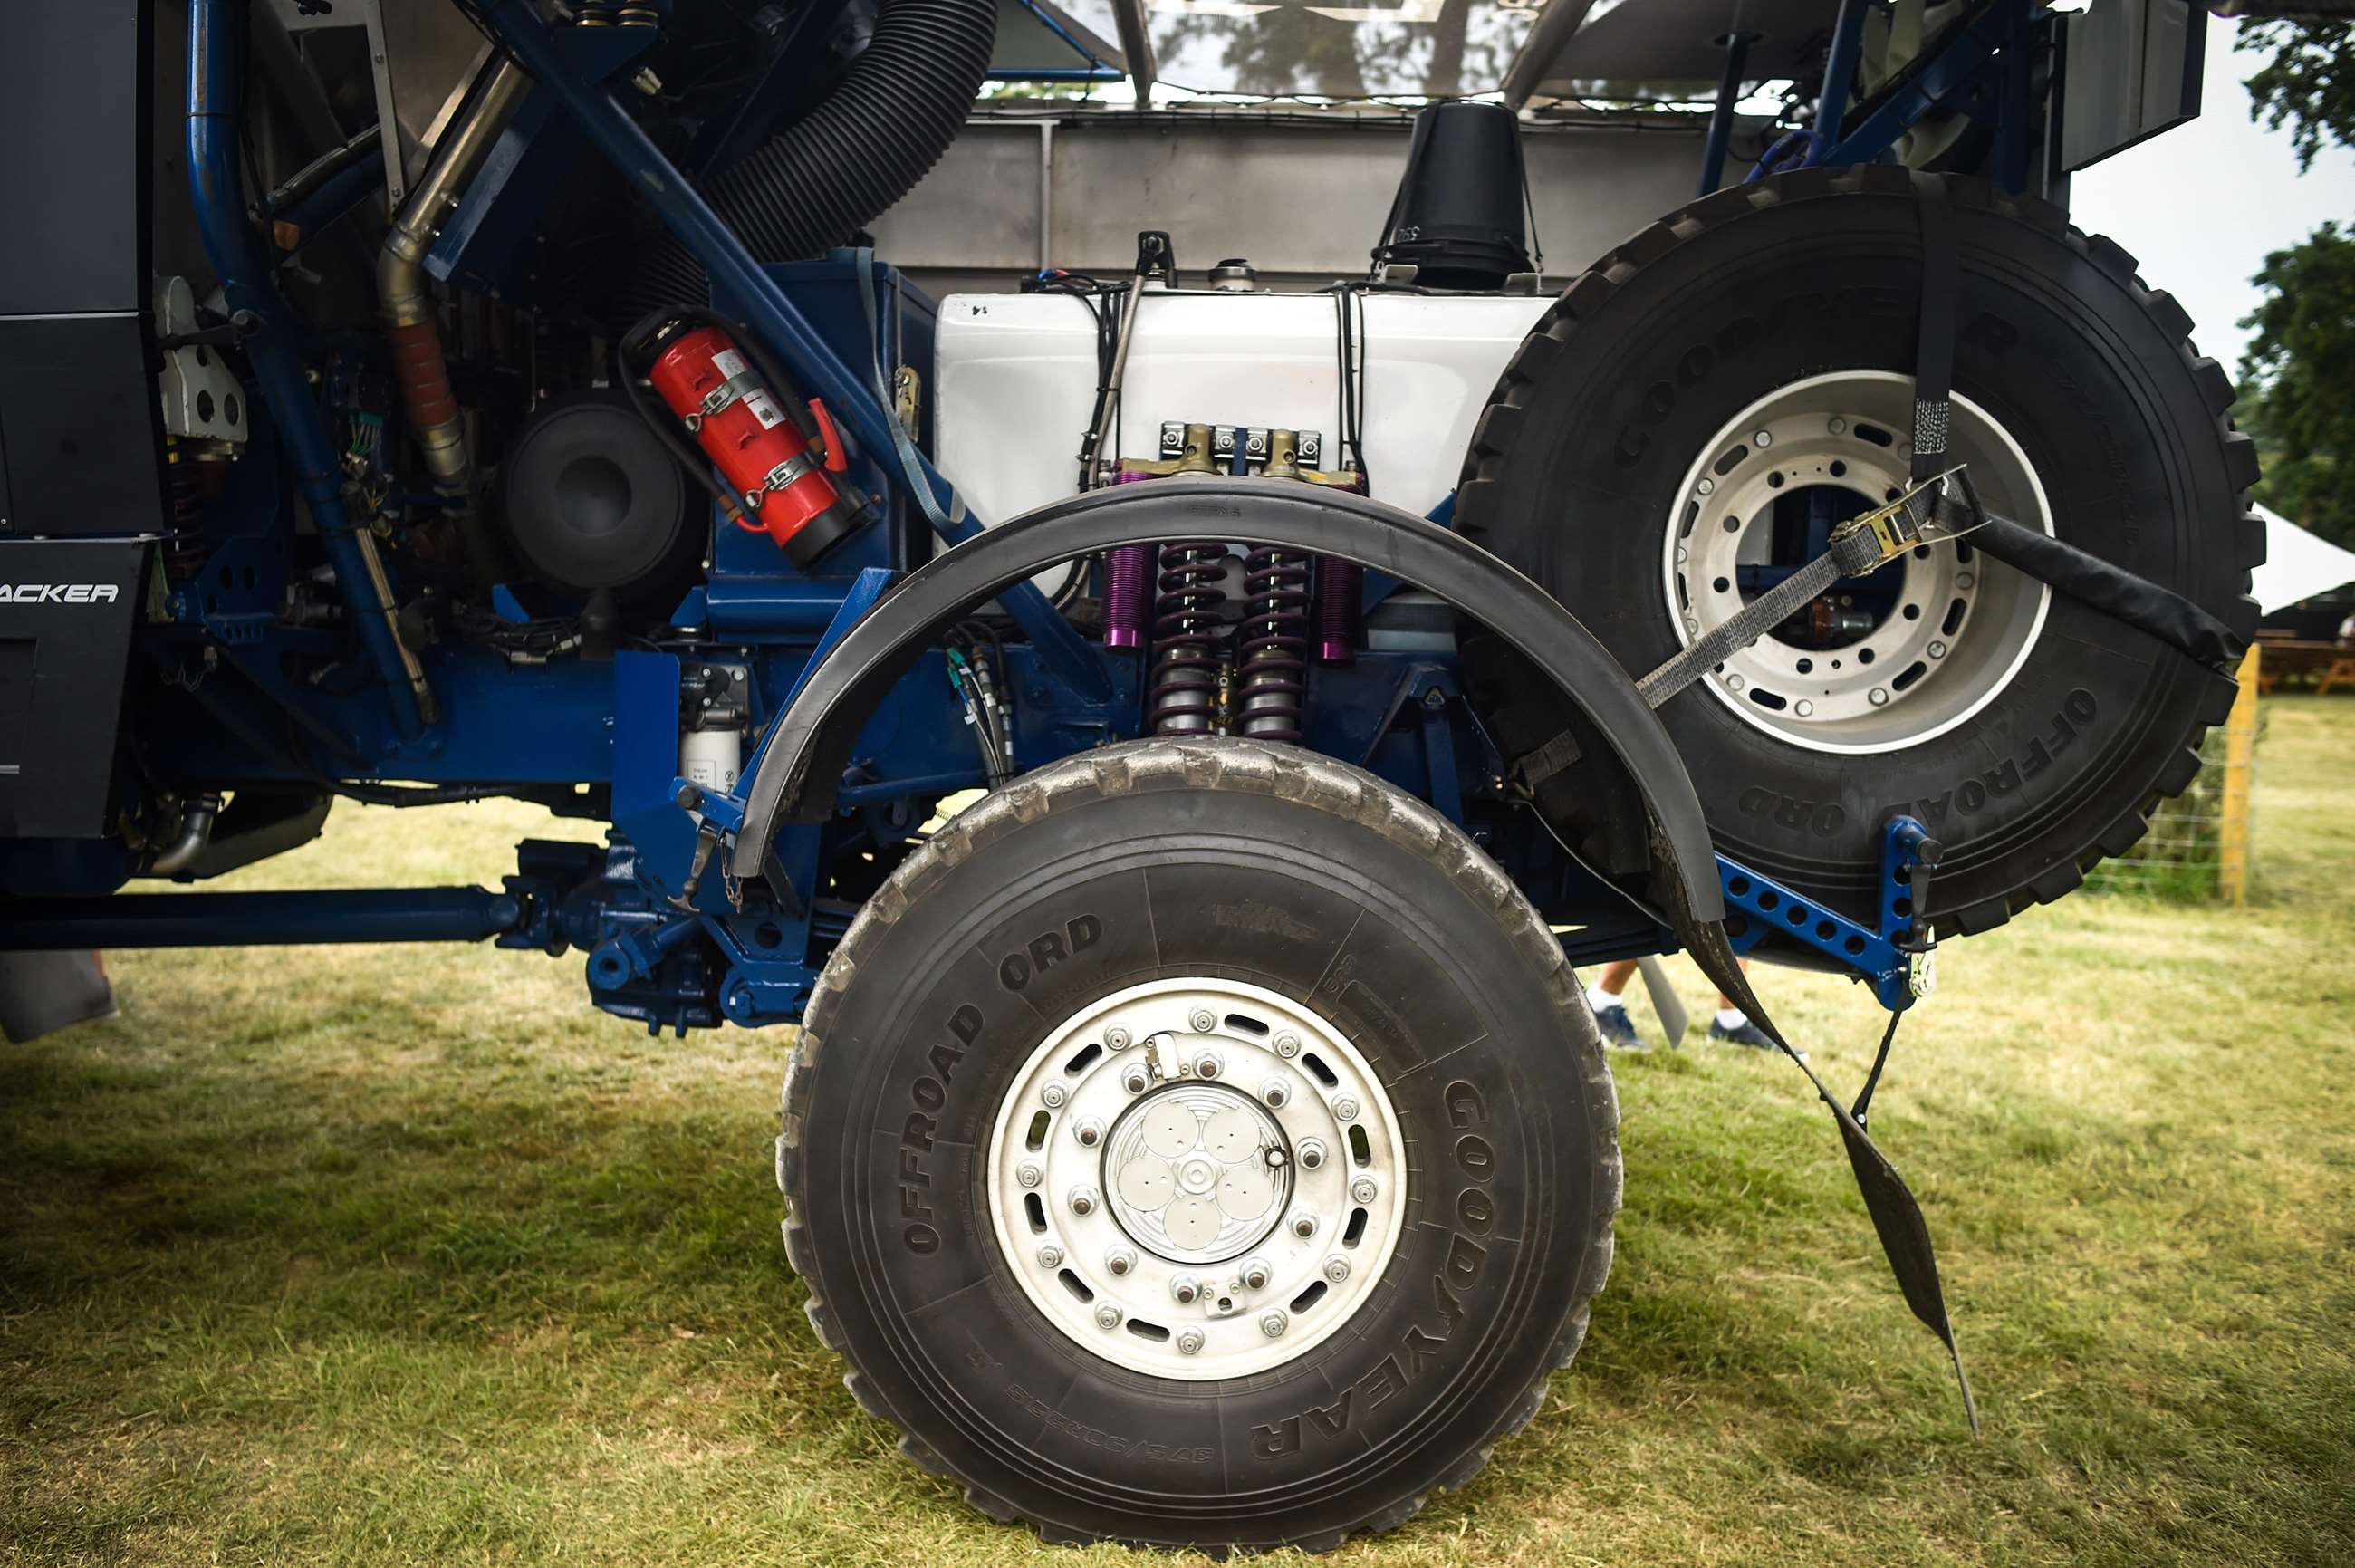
1593,1002,1647,1051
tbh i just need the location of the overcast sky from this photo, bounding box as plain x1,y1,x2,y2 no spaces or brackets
2070,19,2355,376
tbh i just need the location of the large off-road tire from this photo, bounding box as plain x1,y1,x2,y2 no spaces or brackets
776,739,1618,1552
1457,167,2262,934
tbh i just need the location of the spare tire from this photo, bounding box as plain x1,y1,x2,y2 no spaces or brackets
1456,167,2261,936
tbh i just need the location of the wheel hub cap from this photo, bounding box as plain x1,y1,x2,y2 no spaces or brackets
1108,1083,1291,1263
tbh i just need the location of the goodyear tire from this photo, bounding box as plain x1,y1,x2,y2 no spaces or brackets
1457,168,2262,934
776,739,1618,1552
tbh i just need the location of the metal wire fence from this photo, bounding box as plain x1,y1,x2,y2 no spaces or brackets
2085,647,2263,903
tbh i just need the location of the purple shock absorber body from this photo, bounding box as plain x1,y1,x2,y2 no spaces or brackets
1101,470,1155,649
1314,555,1361,665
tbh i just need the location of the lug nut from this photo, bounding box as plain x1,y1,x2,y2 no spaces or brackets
1072,1116,1104,1148
1351,1176,1379,1205
1297,1138,1328,1171
1240,1256,1271,1290
1171,1274,1202,1305
1290,1209,1318,1239
1106,1025,1132,1051
1332,1096,1360,1122
1041,1083,1068,1109
1753,428,1773,447
1324,1255,1351,1284
1189,1008,1217,1034
1260,1311,1288,1338
1069,1184,1100,1217
1121,1064,1151,1094
1105,1246,1136,1276
1261,1079,1290,1108
1037,1245,1064,1269
1274,1032,1301,1059
1176,1328,1205,1355
1095,1304,1122,1331
1193,1051,1222,1080
1017,1162,1043,1188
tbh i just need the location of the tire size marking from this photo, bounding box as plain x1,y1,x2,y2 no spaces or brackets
1247,1079,1497,1459
899,1003,984,1255
1005,1382,1214,1464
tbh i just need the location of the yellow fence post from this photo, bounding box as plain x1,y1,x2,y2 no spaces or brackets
2218,644,2261,906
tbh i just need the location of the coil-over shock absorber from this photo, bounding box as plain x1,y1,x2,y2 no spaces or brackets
1150,542,1228,734
1236,547,1310,741
162,436,211,582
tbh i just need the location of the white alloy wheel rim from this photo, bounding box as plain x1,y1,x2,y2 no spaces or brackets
984,977,1407,1380
1660,371,2056,755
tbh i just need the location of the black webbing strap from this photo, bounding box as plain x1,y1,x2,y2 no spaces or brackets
1912,176,1958,484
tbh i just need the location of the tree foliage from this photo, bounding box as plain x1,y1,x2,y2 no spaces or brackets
2236,19,2355,172
2238,222,2355,546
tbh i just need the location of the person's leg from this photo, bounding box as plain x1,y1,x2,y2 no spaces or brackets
1584,959,1646,1049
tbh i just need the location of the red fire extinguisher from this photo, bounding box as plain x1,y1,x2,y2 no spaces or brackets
644,322,861,566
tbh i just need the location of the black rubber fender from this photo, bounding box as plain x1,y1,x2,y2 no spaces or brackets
728,478,1725,927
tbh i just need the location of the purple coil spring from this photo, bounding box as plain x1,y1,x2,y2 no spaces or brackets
1314,556,1361,666
1150,542,1229,734
1237,547,1312,742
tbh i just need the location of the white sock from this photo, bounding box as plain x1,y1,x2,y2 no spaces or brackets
1587,984,1627,1013
1716,1006,1748,1029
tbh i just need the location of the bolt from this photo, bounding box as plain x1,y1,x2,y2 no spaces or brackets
1037,1245,1064,1269
1017,1162,1043,1188
1189,1008,1217,1034
1728,674,1747,693
1121,1063,1151,1094
1069,1184,1100,1217
1332,1096,1360,1122
1193,1052,1222,1080
1072,1117,1104,1148
1096,1304,1122,1331
1828,417,1848,435
1106,1026,1132,1051
1171,1274,1201,1304
1956,572,1975,591
1324,1255,1351,1284
1041,1083,1068,1109
1297,1138,1328,1171
1422,687,1447,710
1870,688,1889,707
1274,1032,1302,1059
1351,1176,1379,1204
1754,429,1773,447
1176,1328,1205,1355
1106,1247,1136,1276
1697,477,1716,496
1928,640,1948,659
1290,1209,1318,1239
1261,1079,1290,1109
1240,1257,1271,1290
1794,700,1814,717
1260,1311,1289,1338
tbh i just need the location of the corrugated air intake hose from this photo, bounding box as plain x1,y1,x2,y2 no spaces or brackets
628,0,995,312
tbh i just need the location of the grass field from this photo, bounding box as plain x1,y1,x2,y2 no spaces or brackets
5,701,2351,1567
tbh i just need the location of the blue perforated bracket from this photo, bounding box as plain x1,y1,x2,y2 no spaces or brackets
1718,815,1941,1012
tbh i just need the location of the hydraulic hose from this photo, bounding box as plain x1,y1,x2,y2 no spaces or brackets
630,0,995,311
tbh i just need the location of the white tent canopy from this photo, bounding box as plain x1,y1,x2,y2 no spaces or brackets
2252,503,2355,615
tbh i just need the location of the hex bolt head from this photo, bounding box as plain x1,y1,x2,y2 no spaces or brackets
1095,1304,1122,1331
1106,1026,1132,1051
1072,1116,1104,1148
1332,1096,1360,1122
1260,1311,1288,1338
1121,1064,1151,1094
1697,477,1716,496
1240,1256,1272,1290
1753,428,1773,447
1274,1032,1302,1059
1869,688,1890,707
1105,1247,1136,1276
1017,1162,1043,1188
1928,640,1948,659
1290,1209,1318,1239
1193,1052,1222,1080
1176,1328,1205,1355
1794,700,1814,718
1189,1007,1217,1034
1350,1176,1379,1205
1323,1255,1351,1284
1171,1274,1202,1305
1296,1138,1328,1171
1828,417,1848,435
1037,1245,1064,1269
1261,1079,1290,1109
1068,1184,1100,1217
1041,1083,1068,1109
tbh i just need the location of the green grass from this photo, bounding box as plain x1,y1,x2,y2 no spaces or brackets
5,703,2354,1567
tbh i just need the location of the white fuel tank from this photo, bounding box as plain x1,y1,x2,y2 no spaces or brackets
933,288,1554,551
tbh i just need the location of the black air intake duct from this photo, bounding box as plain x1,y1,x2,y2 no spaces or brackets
1371,100,1533,291
631,0,995,309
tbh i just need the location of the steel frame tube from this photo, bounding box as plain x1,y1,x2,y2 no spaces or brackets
0,889,524,950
